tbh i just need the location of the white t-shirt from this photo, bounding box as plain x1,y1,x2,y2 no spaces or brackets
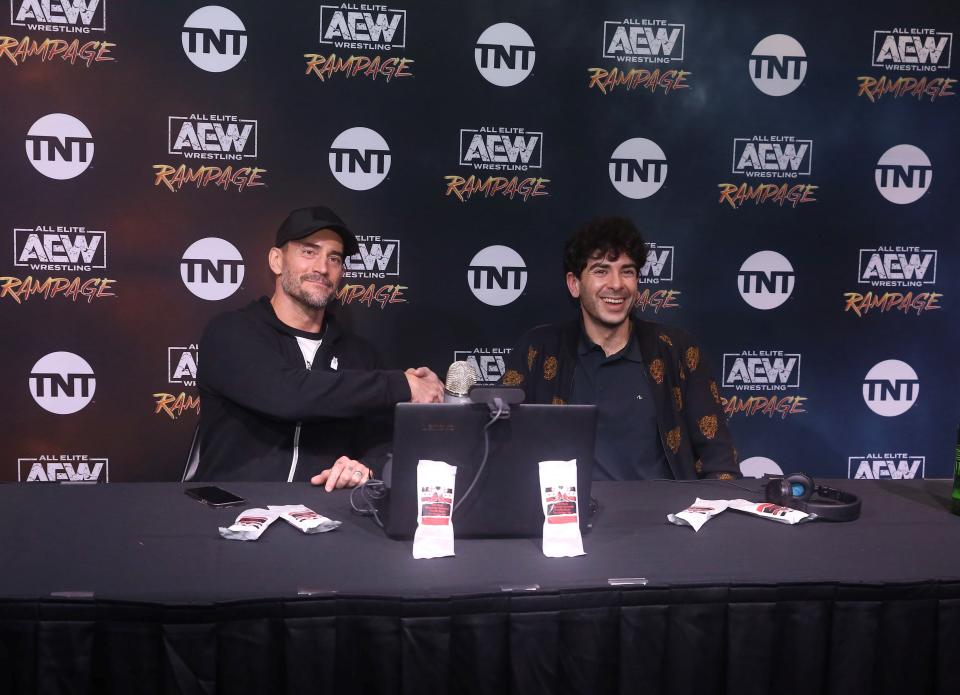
295,336,323,369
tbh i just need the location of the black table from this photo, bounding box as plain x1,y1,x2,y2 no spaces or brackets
1,479,959,695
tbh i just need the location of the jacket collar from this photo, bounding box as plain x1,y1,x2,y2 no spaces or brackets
249,296,341,343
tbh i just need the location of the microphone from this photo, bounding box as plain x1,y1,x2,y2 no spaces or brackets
443,361,477,404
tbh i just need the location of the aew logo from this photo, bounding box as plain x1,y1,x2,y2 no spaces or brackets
467,245,527,307
169,345,199,386
19,455,108,482
29,351,95,415
168,114,257,161
181,5,247,73
343,236,399,279
873,29,951,72
319,4,406,51
459,127,543,172
875,144,932,205
738,251,795,310
25,113,94,180
329,127,391,191
475,22,535,87
453,348,511,384
722,351,801,391
180,237,244,301
859,247,936,288
863,360,919,417
609,137,667,199
749,34,807,96
14,227,105,272
639,242,673,285
732,136,812,178
849,454,925,480
602,19,684,64
11,0,105,33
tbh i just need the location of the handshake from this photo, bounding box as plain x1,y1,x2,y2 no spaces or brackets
404,367,445,403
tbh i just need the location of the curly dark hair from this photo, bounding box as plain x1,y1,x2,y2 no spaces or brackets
563,217,647,277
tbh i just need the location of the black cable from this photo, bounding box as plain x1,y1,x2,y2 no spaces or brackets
350,479,388,528
453,400,506,513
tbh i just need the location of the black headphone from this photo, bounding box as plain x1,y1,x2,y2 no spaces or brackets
764,473,861,522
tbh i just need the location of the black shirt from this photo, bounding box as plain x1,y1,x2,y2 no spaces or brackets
570,328,672,481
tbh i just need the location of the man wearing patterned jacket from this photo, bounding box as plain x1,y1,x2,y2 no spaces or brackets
502,217,738,480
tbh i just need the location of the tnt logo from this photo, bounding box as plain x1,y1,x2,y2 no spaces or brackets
181,5,247,73
875,145,932,205
29,351,95,414
849,454,925,479
168,345,199,386
873,30,951,71
609,137,667,199
11,0,105,32
739,456,783,478
863,360,919,417
474,22,535,87
319,4,406,51
722,351,801,391
749,34,807,96
343,236,399,278
467,245,527,306
180,237,244,301
329,127,391,191
19,455,108,482
859,248,936,286
737,251,795,310
602,20,684,63
639,242,673,284
459,128,543,171
732,137,812,177
25,113,94,180
453,348,511,383
169,115,257,161
14,227,105,271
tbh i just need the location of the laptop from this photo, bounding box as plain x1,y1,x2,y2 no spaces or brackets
383,403,597,539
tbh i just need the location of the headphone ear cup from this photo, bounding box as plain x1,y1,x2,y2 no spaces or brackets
784,473,814,501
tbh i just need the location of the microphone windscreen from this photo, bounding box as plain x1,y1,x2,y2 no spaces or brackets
444,361,478,397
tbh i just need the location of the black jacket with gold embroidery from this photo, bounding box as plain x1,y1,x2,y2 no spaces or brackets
502,316,737,480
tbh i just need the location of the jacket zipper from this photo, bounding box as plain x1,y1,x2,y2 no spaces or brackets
287,360,313,482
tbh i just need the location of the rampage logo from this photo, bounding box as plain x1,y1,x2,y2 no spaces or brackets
25,113,93,180
445,126,549,202
719,136,817,207
180,237,244,301
154,114,266,192
339,235,405,306
721,350,806,419
474,22,535,87
181,5,246,73
749,34,807,97
154,391,200,420
863,360,919,417
19,455,108,483
858,29,955,102
169,345,199,386
3,225,115,303
875,145,932,205
468,245,527,307
453,348,511,384
29,351,95,415
849,454,925,480
588,18,690,94
306,4,413,82
845,247,942,317
636,242,680,313
2,0,114,66
737,251,795,310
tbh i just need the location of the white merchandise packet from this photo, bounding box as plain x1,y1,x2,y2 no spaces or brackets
728,498,818,524
268,505,341,534
218,507,280,541
538,459,585,558
412,460,457,559
667,498,730,532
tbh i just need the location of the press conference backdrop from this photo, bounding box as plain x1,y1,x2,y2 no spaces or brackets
2,0,957,484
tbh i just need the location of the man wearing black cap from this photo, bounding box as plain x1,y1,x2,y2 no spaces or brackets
194,206,444,487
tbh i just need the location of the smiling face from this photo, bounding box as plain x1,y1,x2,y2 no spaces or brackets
566,249,638,331
269,228,344,310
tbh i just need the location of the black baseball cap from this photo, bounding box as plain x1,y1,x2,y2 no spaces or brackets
275,206,359,257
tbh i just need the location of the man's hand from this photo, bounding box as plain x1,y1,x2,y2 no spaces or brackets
405,367,444,403
311,456,371,492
